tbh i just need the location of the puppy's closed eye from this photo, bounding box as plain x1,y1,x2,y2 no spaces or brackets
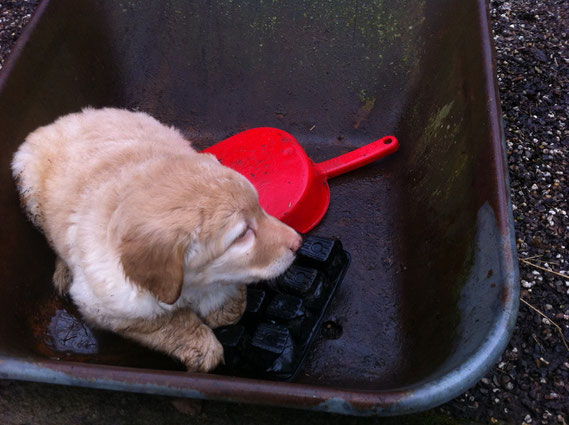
223,222,255,249
233,227,254,245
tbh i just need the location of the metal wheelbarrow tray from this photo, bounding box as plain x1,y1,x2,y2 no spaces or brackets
0,0,519,416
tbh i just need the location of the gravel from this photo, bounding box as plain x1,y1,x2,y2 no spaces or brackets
0,0,37,71
0,0,568,424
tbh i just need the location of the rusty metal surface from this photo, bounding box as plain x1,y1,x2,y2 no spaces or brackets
0,0,519,416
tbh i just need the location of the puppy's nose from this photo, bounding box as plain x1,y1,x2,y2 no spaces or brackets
290,233,303,253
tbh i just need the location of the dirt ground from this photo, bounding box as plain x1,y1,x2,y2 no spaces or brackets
1,0,568,424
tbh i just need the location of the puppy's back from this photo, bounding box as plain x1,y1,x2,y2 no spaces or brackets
11,108,193,245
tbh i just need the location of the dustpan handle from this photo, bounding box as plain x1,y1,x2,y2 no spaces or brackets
314,136,399,179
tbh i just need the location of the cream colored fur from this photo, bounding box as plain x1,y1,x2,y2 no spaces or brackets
11,108,302,372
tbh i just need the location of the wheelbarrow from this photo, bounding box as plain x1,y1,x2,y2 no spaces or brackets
0,0,519,416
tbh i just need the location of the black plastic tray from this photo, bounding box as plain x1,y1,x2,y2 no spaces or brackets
215,236,350,381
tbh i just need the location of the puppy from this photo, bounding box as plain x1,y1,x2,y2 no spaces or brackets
11,108,302,372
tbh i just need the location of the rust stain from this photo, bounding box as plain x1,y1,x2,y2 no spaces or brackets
353,97,376,129
501,284,513,306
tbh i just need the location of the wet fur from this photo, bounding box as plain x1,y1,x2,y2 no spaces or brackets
12,108,302,372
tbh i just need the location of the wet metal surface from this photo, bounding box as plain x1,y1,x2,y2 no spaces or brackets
0,0,519,416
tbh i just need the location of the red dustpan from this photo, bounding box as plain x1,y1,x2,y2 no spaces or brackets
204,128,399,233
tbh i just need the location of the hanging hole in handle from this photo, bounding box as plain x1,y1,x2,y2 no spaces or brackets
384,138,394,145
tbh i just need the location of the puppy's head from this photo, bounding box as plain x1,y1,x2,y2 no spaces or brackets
116,154,302,305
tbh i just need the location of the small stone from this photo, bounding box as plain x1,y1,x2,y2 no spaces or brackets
493,375,501,386
522,280,534,288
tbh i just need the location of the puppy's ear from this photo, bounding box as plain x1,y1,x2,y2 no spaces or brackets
120,230,187,304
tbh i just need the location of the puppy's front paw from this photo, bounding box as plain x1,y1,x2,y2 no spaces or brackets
181,324,224,373
53,258,72,294
203,285,247,329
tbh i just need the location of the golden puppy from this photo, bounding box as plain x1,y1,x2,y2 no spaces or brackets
11,108,302,372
